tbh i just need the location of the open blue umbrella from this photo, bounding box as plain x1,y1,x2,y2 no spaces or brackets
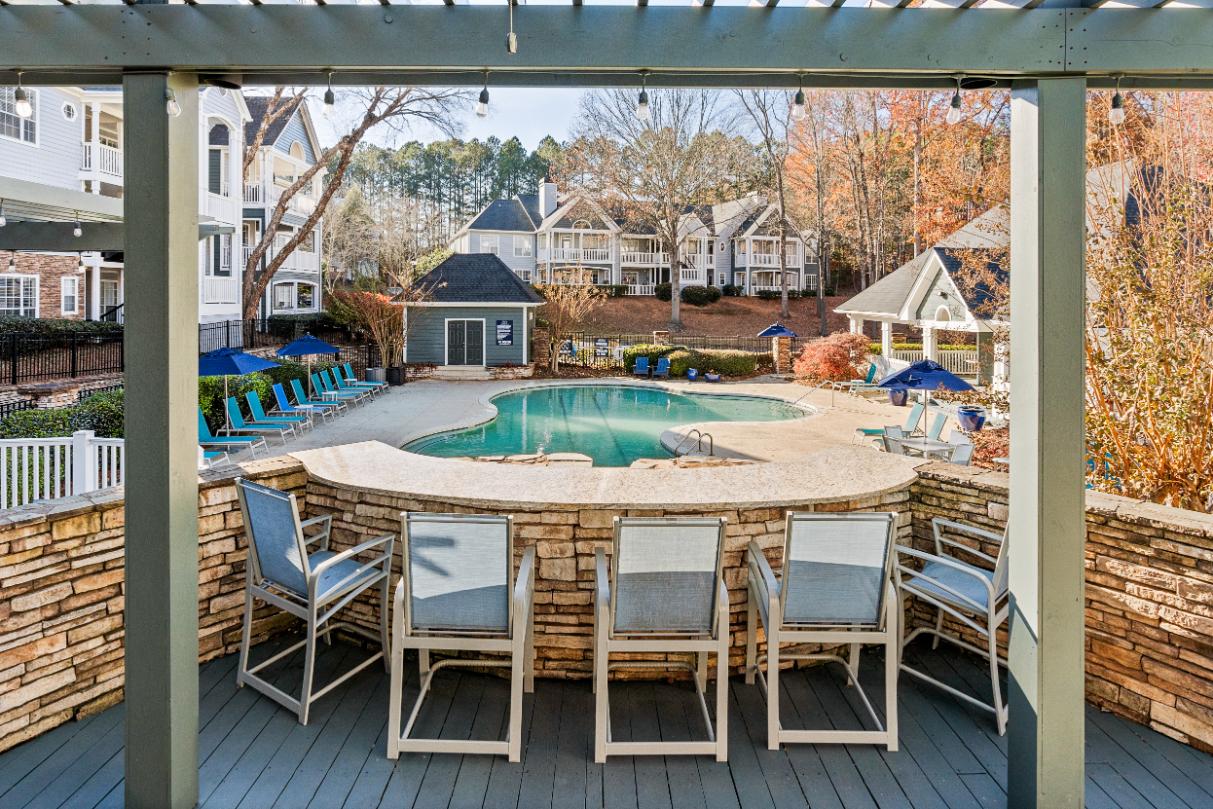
199,348,281,429
277,334,339,396
757,322,798,338
879,359,973,427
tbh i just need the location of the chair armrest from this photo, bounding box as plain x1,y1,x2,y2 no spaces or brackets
512,547,537,638
301,514,332,548
595,547,611,615
895,544,995,613
747,540,781,629
309,533,396,598
930,517,1003,564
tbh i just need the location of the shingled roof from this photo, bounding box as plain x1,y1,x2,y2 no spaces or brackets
244,95,305,148
466,197,540,233
410,253,544,305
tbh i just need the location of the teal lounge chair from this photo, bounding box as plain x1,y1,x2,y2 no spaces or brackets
247,390,311,432
198,409,267,456
313,372,363,405
632,356,651,377
834,362,879,394
291,378,346,415
340,362,387,392
226,397,296,443
855,402,925,444
926,412,948,441
653,356,671,379
325,368,374,402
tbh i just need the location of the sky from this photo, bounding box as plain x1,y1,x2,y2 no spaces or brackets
312,88,583,151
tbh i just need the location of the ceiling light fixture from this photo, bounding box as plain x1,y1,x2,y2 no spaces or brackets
636,72,651,124
165,88,182,118
14,72,33,120
946,77,963,125
791,75,806,123
324,71,335,107
506,1,518,55
476,72,490,118
1109,76,1126,126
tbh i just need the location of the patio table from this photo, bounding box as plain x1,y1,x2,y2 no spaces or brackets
889,436,955,459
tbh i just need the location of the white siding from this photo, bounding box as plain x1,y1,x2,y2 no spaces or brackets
0,88,84,191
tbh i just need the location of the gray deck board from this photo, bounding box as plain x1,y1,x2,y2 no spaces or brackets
4,640,1212,809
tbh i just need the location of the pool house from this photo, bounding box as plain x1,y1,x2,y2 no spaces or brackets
1,5,1212,809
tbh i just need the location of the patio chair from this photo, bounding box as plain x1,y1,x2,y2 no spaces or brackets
881,426,909,455
388,513,536,762
855,403,924,444
894,518,1009,734
745,512,900,750
948,442,975,465
327,367,377,401
288,378,346,417
340,362,388,393
313,372,364,405
632,356,651,377
833,362,878,394
926,413,948,441
247,389,311,432
652,356,671,379
198,409,267,457
198,446,229,469
234,478,395,725
594,517,729,763
226,396,296,444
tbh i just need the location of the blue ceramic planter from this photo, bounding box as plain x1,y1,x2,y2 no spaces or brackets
957,405,987,432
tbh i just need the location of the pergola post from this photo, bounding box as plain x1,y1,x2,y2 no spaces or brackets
122,71,200,809
880,321,893,357
1007,77,1087,809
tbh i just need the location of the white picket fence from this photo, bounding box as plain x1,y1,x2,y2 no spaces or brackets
0,430,124,510
888,348,979,376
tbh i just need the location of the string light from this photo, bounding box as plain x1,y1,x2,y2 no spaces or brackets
0,200,6,229
165,88,182,118
791,75,806,122
14,72,32,120
323,72,335,108
635,72,651,124
475,72,490,118
506,1,518,55
77,253,86,274
73,215,82,239
945,77,963,125
1109,76,1126,126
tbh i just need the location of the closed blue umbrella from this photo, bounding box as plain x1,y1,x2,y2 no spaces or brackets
757,322,798,338
199,348,281,430
277,334,340,396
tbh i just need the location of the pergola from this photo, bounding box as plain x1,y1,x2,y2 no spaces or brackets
3,2,1212,808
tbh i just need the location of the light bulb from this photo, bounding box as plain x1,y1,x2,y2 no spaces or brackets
0,213,6,228
791,89,806,122
475,87,490,118
323,88,335,107
1109,91,1126,126
165,89,181,118
506,32,518,55
77,255,85,273
636,90,651,123
14,87,32,120
946,90,962,125
73,222,83,238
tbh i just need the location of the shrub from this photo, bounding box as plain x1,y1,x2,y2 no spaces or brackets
0,389,127,439
0,317,124,337
0,408,75,439
265,313,343,340
793,331,873,383
665,348,759,378
622,343,682,372
602,284,629,298
868,342,883,355
722,284,741,297
680,285,721,307
654,283,672,302
72,390,124,437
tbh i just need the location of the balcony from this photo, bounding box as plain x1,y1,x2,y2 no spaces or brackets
204,192,239,225
624,283,656,296
679,267,705,285
548,247,611,264
620,251,669,266
80,142,123,182
201,275,240,305
244,184,263,204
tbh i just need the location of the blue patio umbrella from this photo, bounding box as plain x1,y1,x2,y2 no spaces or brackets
199,348,281,429
757,322,799,338
277,334,339,395
878,359,973,427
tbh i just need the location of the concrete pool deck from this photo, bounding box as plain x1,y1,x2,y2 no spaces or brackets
265,375,918,464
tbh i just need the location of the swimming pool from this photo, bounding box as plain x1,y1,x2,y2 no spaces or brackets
405,384,806,467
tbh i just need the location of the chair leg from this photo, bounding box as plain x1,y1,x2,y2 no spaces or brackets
594,633,608,763
847,643,862,687
988,624,1007,736
419,649,430,678
524,617,536,694
745,597,757,685
931,608,943,650
508,637,525,763
716,617,729,763
766,632,780,751
885,592,900,752
236,587,254,688
387,611,405,759
697,652,708,692
299,617,317,725
379,576,391,673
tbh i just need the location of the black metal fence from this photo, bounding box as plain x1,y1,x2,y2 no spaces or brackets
1,333,125,386
0,398,33,420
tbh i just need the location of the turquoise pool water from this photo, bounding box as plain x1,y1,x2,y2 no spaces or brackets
405,385,805,467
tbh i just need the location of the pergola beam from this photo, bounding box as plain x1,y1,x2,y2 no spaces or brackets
0,221,233,252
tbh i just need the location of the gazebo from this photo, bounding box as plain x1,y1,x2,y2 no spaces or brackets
2,4,1211,808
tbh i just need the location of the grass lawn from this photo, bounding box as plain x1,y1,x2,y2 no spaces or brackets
582,295,854,337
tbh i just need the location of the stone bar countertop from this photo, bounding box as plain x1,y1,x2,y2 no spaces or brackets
291,440,922,511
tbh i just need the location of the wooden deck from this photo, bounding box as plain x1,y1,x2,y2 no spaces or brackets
2,638,1211,809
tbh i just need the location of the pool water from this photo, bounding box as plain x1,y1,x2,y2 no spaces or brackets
405,385,805,467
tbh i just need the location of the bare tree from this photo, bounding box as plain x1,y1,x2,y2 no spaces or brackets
536,274,606,373
575,89,742,329
241,86,466,320
734,89,796,319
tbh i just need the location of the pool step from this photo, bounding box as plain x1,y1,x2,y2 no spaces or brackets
432,366,495,381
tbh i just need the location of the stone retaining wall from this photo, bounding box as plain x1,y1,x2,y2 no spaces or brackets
0,456,307,753
303,479,914,680
909,462,1213,752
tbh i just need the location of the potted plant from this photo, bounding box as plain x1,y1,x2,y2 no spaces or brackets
957,404,987,432
888,386,909,407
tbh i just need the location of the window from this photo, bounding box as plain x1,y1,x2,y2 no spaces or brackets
0,275,38,318
296,284,315,309
299,231,316,253
514,239,532,258
273,283,293,311
480,235,499,256
0,88,37,144
61,276,80,315
62,103,77,122
805,274,818,291
934,305,952,322
272,282,317,312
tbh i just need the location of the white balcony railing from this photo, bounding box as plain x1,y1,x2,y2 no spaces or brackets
202,275,240,305
244,184,263,203
625,284,656,296
0,431,123,511
81,143,123,180
205,192,238,225
549,247,612,264
620,251,669,266
679,268,705,284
